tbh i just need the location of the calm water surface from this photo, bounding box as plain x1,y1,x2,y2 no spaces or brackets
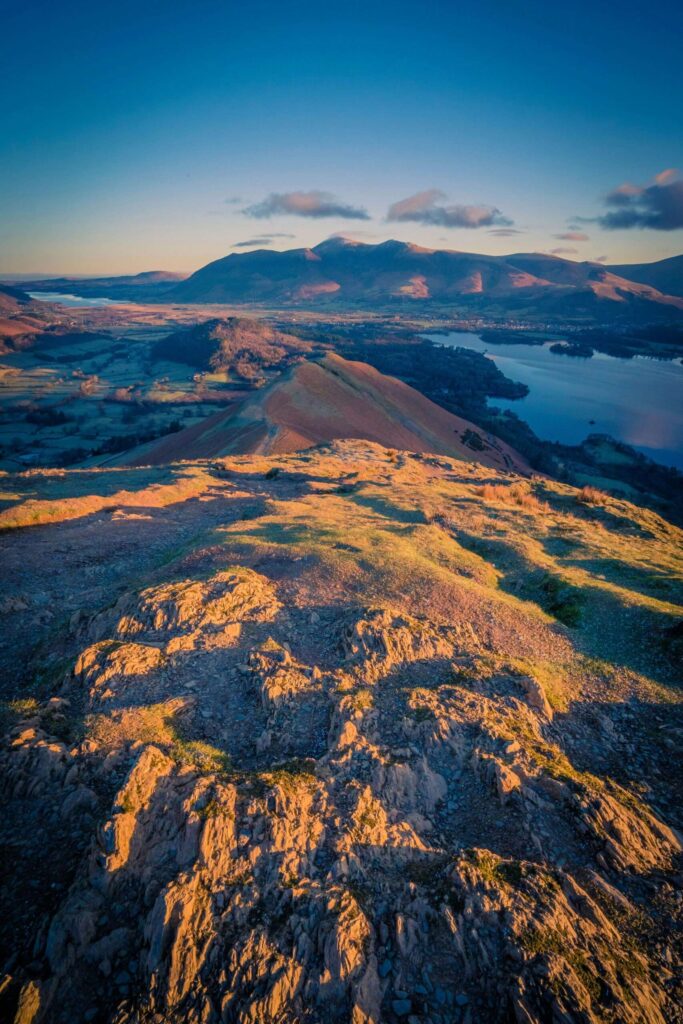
423,331,683,470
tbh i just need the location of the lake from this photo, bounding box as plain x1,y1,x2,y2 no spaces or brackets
423,331,683,470
28,291,124,308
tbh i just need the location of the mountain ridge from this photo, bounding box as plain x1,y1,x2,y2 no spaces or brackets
118,352,530,473
11,244,683,320
169,238,683,318
605,254,683,299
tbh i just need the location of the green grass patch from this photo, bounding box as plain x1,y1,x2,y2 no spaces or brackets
173,738,232,777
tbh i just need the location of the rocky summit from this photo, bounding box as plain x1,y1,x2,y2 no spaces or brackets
1,441,682,1024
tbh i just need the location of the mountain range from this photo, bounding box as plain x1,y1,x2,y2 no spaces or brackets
169,238,683,319
8,242,683,321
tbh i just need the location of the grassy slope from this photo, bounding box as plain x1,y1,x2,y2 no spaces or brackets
2,441,680,694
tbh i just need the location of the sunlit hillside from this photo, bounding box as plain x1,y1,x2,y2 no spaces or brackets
1,441,681,1022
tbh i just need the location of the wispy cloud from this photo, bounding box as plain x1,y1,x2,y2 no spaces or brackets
583,170,683,230
243,191,369,220
224,196,242,205
654,169,678,186
232,233,295,248
232,238,273,248
550,247,579,255
487,227,524,237
554,231,589,241
604,183,642,205
387,189,512,229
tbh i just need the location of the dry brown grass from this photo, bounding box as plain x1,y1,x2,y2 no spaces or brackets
476,481,547,512
0,466,215,530
87,701,179,751
578,485,608,505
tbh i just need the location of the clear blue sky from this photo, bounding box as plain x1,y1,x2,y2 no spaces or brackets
1,0,682,273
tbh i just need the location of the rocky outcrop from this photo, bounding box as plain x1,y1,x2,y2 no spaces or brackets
5,602,679,1023
1,442,681,1023
87,567,280,649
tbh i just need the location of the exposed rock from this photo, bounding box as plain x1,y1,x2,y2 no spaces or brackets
89,567,280,648
1,441,681,1024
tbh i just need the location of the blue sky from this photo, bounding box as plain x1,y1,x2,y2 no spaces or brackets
1,0,682,274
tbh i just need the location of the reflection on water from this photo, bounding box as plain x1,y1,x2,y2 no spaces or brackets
423,331,683,470
28,291,124,307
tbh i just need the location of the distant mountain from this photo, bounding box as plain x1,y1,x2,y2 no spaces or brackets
122,352,529,473
16,270,188,301
606,254,683,299
169,238,683,319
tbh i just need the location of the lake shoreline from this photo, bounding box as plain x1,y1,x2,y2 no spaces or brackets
426,323,683,361
424,330,683,471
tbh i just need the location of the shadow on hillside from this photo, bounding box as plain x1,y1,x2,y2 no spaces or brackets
552,697,683,829
5,463,197,501
345,491,427,525
536,488,659,538
558,554,679,605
